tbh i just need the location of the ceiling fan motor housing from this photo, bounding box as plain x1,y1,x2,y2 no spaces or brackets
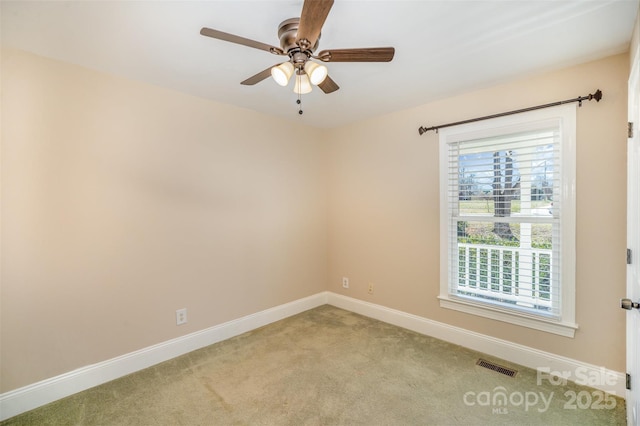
278,18,319,55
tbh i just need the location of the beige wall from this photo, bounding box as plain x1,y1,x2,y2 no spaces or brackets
633,6,640,68
327,53,629,371
1,49,328,392
0,47,630,394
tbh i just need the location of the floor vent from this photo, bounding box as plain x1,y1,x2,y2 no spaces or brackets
476,359,517,377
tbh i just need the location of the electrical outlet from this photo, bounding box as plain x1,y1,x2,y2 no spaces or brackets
368,283,374,295
176,308,187,325
342,277,349,289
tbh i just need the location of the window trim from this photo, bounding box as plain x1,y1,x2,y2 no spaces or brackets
438,104,578,338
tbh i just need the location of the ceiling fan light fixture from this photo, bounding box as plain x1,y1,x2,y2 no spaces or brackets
293,72,313,94
304,61,328,85
271,62,294,86
201,0,395,104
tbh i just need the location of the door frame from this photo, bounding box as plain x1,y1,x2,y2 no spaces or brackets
627,43,640,426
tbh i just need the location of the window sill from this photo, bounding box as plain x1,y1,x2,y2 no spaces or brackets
438,295,578,338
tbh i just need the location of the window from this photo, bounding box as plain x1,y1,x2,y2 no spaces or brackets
438,104,577,337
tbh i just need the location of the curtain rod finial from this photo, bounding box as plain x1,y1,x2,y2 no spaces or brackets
593,89,602,102
419,126,436,135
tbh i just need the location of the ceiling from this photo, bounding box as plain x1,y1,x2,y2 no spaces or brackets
2,1,638,128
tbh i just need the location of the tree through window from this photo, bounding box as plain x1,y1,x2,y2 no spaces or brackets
438,105,577,337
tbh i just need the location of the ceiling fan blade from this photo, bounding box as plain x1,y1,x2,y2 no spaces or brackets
296,0,334,50
241,65,278,86
318,76,339,94
200,27,285,55
316,47,395,62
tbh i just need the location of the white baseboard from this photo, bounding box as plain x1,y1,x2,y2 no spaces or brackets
1,291,625,421
326,292,626,396
0,292,329,421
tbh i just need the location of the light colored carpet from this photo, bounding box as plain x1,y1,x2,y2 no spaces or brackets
1,305,626,425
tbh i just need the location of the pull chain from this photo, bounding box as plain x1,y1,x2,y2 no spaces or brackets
297,72,303,115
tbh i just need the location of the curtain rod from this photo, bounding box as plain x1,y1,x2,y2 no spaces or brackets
417,89,602,135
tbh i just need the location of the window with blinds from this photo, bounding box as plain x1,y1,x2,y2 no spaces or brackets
438,104,577,337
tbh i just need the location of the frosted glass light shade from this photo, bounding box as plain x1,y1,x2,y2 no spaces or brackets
304,61,328,85
293,73,313,94
271,62,294,86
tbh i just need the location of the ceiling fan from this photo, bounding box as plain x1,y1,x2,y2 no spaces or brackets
200,0,394,103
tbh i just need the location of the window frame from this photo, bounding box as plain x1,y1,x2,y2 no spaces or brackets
438,104,578,338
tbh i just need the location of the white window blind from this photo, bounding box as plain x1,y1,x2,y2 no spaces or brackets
438,104,577,337
447,129,561,317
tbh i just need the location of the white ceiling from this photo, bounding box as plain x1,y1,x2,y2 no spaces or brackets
2,1,638,128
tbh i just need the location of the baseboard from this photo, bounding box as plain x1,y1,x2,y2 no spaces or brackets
0,292,329,421
326,292,626,396
1,291,625,421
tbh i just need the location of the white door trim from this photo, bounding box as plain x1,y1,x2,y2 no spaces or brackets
626,42,640,426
